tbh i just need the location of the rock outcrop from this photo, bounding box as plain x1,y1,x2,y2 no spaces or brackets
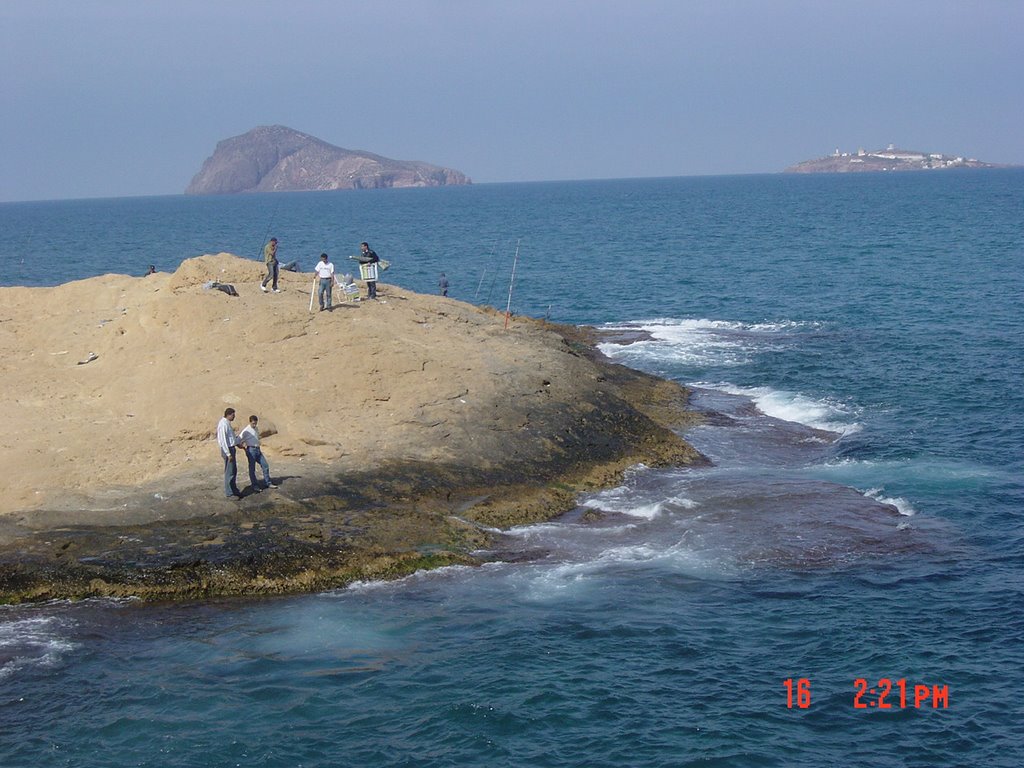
0,255,703,603
186,125,471,194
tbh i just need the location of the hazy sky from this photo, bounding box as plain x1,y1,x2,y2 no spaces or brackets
2,0,1022,202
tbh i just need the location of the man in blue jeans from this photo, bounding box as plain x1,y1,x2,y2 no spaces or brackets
314,252,335,310
237,414,277,492
216,407,242,498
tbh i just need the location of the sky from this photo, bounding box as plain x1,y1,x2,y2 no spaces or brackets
2,0,1022,202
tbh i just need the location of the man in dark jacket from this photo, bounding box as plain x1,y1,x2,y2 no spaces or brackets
357,241,380,299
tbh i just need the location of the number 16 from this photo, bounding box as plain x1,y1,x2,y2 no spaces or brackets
784,678,812,709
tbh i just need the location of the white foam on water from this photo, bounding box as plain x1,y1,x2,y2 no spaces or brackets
598,318,754,368
583,494,699,520
609,500,666,520
501,521,571,538
807,457,1007,529
705,382,862,435
502,520,639,539
513,536,733,601
817,456,1006,490
602,317,817,336
745,320,824,333
341,563,479,594
865,487,917,517
582,482,698,520
598,317,819,371
0,614,78,681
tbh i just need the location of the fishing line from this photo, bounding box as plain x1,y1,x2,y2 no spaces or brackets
475,238,500,301
483,238,514,307
503,239,521,329
255,198,281,259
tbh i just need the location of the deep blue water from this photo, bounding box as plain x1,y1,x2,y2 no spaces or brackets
1,171,1023,766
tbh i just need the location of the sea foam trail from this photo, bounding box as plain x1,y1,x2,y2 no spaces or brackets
581,486,699,520
701,382,862,436
0,614,77,682
598,320,750,368
598,318,861,435
511,540,733,601
812,457,1008,493
598,318,819,368
865,488,917,516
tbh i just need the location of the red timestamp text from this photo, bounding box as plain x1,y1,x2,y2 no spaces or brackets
783,678,950,710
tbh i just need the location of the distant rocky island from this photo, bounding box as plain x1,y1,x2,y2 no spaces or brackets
785,144,1012,173
186,125,471,194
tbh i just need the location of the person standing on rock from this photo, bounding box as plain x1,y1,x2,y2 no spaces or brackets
261,237,280,293
217,408,242,499
438,272,449,296
315,252,335,310
237,414,277,492
357,242,380,300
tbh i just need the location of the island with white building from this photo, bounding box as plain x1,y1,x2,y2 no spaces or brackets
785,144,1013,173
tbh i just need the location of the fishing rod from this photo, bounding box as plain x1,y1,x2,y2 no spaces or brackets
475,239,499,301
19,222,34,273
255,198,281,259
475,268,486,300
484,237,514,306
504,239,520,330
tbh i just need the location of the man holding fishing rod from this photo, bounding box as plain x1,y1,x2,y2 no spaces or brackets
354,241,380,300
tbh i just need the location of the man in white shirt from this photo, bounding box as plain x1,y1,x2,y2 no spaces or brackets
237,414,277,492
314,252,335,311
216,407,242,498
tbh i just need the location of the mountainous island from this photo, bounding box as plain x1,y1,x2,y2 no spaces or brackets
186,125,471,194
785,144,1011,173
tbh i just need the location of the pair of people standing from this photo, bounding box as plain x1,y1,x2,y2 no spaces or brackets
216,408,276,498
313,242,380,310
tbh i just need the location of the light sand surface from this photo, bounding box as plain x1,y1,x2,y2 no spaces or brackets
1,253,623,525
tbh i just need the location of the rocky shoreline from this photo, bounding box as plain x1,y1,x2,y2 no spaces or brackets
0,260,704,603
0,348,703,603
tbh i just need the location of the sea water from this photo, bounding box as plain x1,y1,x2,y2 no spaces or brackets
1,171,1022,767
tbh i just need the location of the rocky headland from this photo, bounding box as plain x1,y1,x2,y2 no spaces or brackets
0,255,704,603
185,125,471,194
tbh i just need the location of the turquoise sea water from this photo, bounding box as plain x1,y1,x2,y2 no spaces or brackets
1,172,1022,766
